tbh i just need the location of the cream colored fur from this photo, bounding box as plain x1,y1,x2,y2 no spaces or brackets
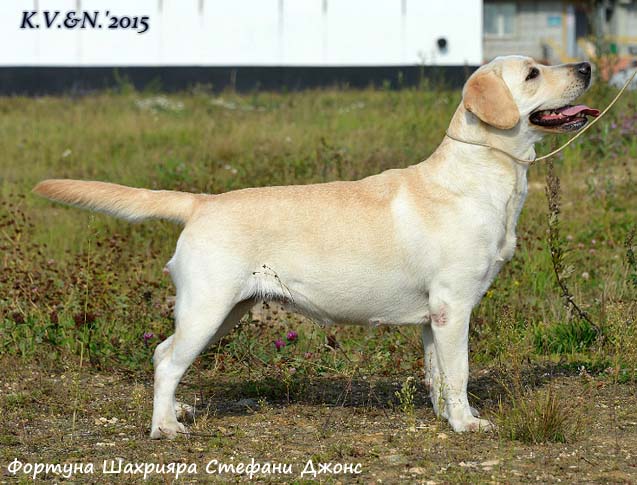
33,56,593,438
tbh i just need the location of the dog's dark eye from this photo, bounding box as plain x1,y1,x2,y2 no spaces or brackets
526,67,540,81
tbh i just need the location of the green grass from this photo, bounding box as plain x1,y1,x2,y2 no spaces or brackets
1,83,636,449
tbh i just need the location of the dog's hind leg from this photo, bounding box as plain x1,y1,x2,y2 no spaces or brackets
150,288,251,439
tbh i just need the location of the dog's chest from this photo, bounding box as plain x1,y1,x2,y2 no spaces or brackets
497,169,528,263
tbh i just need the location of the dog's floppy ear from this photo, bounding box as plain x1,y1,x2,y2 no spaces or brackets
463,70,520,130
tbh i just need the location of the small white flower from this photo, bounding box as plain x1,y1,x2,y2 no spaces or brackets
223,164,238,175
135,96,183,113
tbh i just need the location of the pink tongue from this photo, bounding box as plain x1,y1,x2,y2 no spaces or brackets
561,105,600,117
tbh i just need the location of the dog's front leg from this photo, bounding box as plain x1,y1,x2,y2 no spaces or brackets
421,325,445,417
429,302,492,432
423,324,482,420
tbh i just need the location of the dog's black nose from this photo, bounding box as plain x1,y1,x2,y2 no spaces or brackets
576,62,591,81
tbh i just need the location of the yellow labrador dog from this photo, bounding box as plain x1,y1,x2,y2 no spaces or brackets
34,56,599,438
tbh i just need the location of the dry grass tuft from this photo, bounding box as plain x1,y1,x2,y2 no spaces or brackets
496,385,582,444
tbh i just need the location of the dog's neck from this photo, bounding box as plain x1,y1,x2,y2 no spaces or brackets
417,104,534,206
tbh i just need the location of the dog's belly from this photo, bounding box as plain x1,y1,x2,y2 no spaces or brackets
249,263,431,326
288,291,431,327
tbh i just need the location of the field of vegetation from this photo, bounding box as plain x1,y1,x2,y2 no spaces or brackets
1,79,636,483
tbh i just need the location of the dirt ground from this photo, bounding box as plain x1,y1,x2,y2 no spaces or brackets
1,361,637,484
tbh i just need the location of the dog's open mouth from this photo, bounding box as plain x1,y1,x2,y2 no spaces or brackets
529,104,600,131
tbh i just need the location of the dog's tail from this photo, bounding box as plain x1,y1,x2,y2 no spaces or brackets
33,179,199,224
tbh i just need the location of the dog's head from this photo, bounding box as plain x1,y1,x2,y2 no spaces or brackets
463,55,599,133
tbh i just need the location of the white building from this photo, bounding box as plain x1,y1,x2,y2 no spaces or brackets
0,0,482,67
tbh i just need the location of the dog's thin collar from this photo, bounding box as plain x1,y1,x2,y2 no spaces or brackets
444,131,536,166
445,68,637,167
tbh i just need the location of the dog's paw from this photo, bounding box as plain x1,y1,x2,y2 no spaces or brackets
150,421,187,440
449,416,494,433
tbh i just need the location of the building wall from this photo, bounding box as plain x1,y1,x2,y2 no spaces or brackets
0,0,482,67
613,1,637,56
484,1,565,62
